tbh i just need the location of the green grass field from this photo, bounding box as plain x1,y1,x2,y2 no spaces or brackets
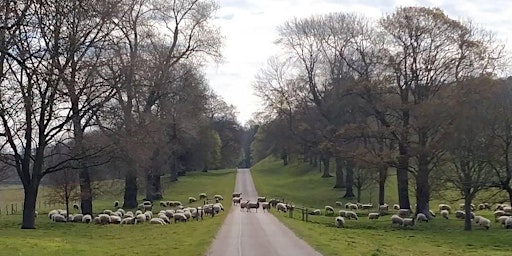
0,169,236,256
251,157,512,256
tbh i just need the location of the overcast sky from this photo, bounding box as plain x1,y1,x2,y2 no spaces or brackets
204,0,512,125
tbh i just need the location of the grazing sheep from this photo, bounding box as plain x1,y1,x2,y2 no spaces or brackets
368,213,380,220
455,210,465,219
232,197,242,205
110,211,122,218
110,215,122,224
149,218,166,225
48,210,59,219
338,210,347,217
114,201,120,208
429,210,436,218
93,217,101,224
213,195,224,201
391,215,404,226
173,213,188,223
160,201,169,207
335,216,345,228
335,201,343,207
121,217,136,224
503,206,512,214
495,204,506,211
116,208,125,216
478,217,491,230
416,213,428,222
257,196,266,202
199,193,207,200
73,203,80,211
505,217,512,229
348,203,359,210
136,214,146,223
477,203,486,210
135,210,143,216
262,202,271,212
440,210,449,219
379,204,389,213
474,216,482,224
276,203,287,213
82,214,92,223
494,210,507,219
188,197,197,204
309,209,321,215
72,214,84,223
324,206,335,216
345,211,358,220
497,216,509,226
138,203,152,212
403,218,415,227
247,202,260,212
183,211,192,219
103,209,113,215
393,204,400,210
397,209,411,218
232,192,242,198
438,204,451,213
52,214,67,223
269,198,280,207
144,211,153,220
459,203,475,211
98,214,111,225
361,204,373,210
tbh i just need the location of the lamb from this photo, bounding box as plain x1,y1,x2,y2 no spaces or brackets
324,206,335,216
173,213,188,223
110,215,122,224
82,214,92,223
98,214,111,225
188,197,197,203
232,192,242,198
149,218,166,225
438,204,451,213
345,211,358,220
368,213,380,220
334,216,345,228
335,201,343,207
199,193,208,200
262,202,271,212
121,217,136,224
403,218,415,227
213,195,224,201
478,217,491,230
52,214,67,223
257,196,266,202
416,213,428,222
232,197,242,205
276,203,287,213
440,210,449,219
247,201,260,212
391,214,404,226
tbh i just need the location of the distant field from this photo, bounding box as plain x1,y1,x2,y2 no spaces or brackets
0,169,236,256
251,157,512,256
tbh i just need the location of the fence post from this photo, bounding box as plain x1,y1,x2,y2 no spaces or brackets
305,208,308,222
11,204,14,215
301,208,304,221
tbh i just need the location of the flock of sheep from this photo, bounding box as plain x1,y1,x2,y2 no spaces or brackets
47,193,227,225
326,201,512,230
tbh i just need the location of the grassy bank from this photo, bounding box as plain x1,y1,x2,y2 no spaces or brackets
251,158,511,255
0,169,236,256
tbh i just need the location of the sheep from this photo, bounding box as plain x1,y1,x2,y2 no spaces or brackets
497,216,509,226
368,213,380,220
136,214,146,223
173,213,188,223
262,202,271,212
213,195,224,201
160,201,169,207
416,213,428,222
347,203,359,210
58,210,67,216
192,207,204,221
474,216,482,224
81,214,91,223
334,216,345,228
459,203,475,211
144,211,153,220
345,211,358,220
309,209,321,215
232,197,242,205
495,204,506,211
73,203,80,211
379,204,389,214
199,193,208,200
92,217,101,224
397,209,411,218
135,210,143,216
429,210,436,218
505,217,512,229
188,197,197,204
393,204,400,210
477,203,486,210
138,203,152,212
183,211,192,219
455,210,465,219
269,198,280,207
149,218,166,225
503,206,512,214
48,209,59,219
232,192,242,198
338,210,347,217
478,217,491,230
110,215,122,224
114,200,120,208
110,211,122,218
276,203,287,213
52,214,67,223
438,204,451,213
440,210,449,219
247,201,260,212
103,209,113,215
257,196,266,202
403,218,415,227
361,204,373,210
116,208,125,216
121,217,136,224
98,214,111,225
494,210,507,219
72,213,84,223
391,215,404,226
335,201,343,207
324,206,335,216
214,203,225,212
164,210,175,219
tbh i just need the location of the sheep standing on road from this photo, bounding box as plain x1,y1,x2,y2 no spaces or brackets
247,202,260,212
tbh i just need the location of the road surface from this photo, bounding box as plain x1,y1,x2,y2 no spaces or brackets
206,168,322,256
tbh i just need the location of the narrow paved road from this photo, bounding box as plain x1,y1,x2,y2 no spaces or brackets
206,168,322,256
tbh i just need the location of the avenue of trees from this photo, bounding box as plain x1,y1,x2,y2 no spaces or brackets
252,7,511,230
0,0,246,229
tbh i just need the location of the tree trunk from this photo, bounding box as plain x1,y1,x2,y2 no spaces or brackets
463,187,473,231
312,156,318,167
397,144,411,209
344,161,355,198
79,169,93,215
378,166,387,206
21,183,39,229
145,173,163,200
123,170,138,208
356,186,362,202
507,187,512,206
415,155,431,218
321,156,332,177
333,156,345,188
282,154,288,166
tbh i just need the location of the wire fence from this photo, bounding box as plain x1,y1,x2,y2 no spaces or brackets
0,201,66,215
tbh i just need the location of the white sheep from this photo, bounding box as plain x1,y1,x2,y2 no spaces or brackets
92,216,101,224
440,210,449,219
164,210,175,218
158,213,170,223
149,217,166,225
393,204,400,210
503,206,512,213
494,210,507,219
160,201,169,207
183,211,192,219
262,202,271,212
110,215,122,224
98,214,111,224
135,210,143,216
121,217,136,224
232,192,242,198
232,197,242,205
455,210,465,219
379,204,389,213
116,208,126,217
438,204,451,213
213,195,224,201
338,210,347,217
361,204,373,210
324,206,335,215
276,203,287,213
72,213,83,223
348,203,359,210
345,211,358,220
48,209,59,219
199,193,207,200
103,210,113,215
497,216,510,226
144,211,153,220
247,202,260,212
334,216,345,228
114,200,120,208
505,217,512,229
397,209,411,218
391,214,404,226
416,213,428,222
368,213,380,220
257,196,267,202
403,218,415,227
173,213,188,223
474,216,482,224
335,201,343,207
81,214,91,223
136,214,146,223
52,214,67,223
310,209,321,215
188,197,197,203
478,217,491,230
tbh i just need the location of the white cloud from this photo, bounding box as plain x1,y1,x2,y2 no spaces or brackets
205,0,512,125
